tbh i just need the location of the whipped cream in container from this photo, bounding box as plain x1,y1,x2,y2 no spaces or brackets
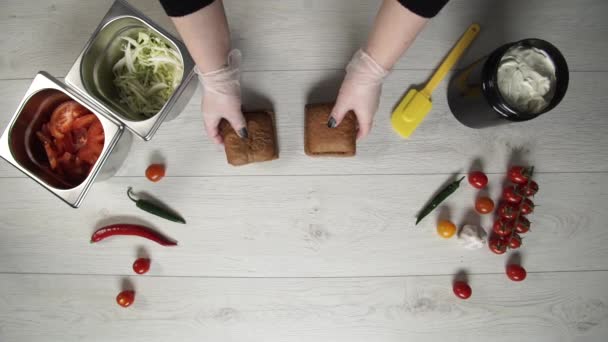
448,39,569,128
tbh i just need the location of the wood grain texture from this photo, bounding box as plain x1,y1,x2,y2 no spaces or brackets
1,1,608,341
1,272,608,342
1,71,607,177
1,0,607,79
0,173,606,277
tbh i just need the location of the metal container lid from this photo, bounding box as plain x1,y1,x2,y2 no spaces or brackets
65,0,196,141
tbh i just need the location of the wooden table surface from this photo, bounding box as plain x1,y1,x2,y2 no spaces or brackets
1,1,607,341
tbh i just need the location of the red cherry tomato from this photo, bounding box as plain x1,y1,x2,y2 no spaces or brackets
145,164,166,182
116,290,135,308
489,235,508,254
508,234,522,249
506,264,527,281
453,281,472,299
468,171,488,189
515,217,531,234
493,219,514,237
475,196,495,214
502,186,523,204
133,258,151,275
517,181,539,197
520,198,535,215
498,202,519,220
508,166,532,185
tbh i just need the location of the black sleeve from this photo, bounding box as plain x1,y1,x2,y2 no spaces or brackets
158,0,448,19
397,0,449,18
159,0,215,17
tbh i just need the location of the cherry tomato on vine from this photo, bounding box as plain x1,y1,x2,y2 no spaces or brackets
489,235,508,254
468,171,488,189
498,202,519,220
515,217,531,234
493,219,514,237
520,198,535,215
453,281,472,299
517,181,539,197
502,186,523,204
506,264,527,281
508,234,522,249
508,166,532,185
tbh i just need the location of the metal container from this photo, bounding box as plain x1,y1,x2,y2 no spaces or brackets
0,72,132,208
65,0,197,140
0,0,196,207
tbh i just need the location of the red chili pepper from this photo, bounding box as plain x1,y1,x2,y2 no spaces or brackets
91,224,177,246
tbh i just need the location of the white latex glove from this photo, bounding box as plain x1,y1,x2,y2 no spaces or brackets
196,49,247,145
329,49,390,139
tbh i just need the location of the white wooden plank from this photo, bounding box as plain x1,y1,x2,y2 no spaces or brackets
1,272,607,342
1,2,606,341
1,0,606,79
0,173,606,277
1,70,606,177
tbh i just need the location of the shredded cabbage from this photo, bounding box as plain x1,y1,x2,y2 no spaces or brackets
112,31,183,118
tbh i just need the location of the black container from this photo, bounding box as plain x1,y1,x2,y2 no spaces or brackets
447,39,569,128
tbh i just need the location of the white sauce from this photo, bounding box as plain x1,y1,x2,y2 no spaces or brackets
497,46,556,114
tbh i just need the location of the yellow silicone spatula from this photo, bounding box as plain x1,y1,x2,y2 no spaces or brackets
391,23,480,138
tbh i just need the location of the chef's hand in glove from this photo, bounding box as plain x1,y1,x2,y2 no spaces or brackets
196,49,247,145
329,49,389,139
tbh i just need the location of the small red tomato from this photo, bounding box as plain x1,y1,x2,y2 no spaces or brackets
453,281,472,299
116,290,135,308
475,196,495,214
145,164,166,182
515,217,531,234
468,171,488,189
508,234,522,249
502,186,523,204
493,219,514,237
489,235,508,254
520,198,535,215
517,181,539,197
133,258,151,275
508,166,532,185
498,202,519,220
506,264,527,281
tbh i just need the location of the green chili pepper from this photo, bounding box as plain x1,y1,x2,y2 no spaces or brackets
127,187,186,224
416,176,465,225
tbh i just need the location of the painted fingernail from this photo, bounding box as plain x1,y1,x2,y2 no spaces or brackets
327,116,337,128
238,127,249,139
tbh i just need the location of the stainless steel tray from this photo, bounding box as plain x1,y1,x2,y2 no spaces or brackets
65,0,197,140
0,72,131,208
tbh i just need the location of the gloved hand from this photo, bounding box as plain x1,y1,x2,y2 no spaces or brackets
329,49,390,139
196,49,247,145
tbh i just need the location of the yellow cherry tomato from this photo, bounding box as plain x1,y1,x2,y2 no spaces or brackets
437,220,457,239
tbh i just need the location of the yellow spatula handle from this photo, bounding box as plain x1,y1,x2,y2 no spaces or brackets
422,23,480,95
